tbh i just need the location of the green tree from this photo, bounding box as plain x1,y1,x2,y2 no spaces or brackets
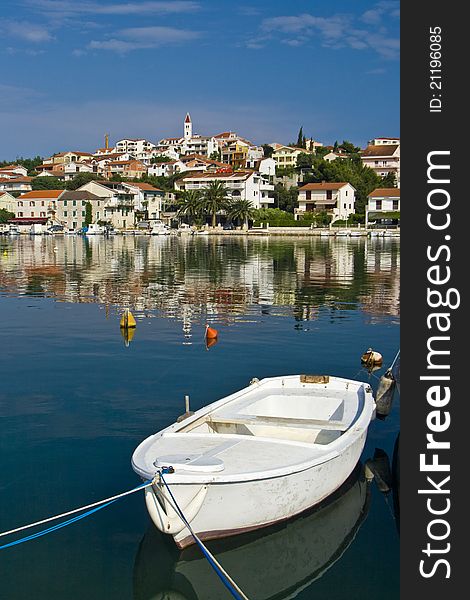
226,199,256,229
296,127,304,148
0,155,43,175
380,172,397,187
338,140,361,155
65,172,101,190
272,184,298,213
84,202,93,226
262,144,274,158
150,155,172,164
176,189,204,225
0,209,14,223
201,180,229,228
209,150,222,161
32,177,65,190
296,152,313,169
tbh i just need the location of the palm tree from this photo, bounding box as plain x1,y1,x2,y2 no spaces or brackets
176,189,203,225
226,198,256,229
201,180,229,228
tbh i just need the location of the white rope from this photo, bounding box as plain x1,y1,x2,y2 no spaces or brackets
0,480,153,539
390,349,400,371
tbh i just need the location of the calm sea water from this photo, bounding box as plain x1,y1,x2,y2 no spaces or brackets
0,235,400,600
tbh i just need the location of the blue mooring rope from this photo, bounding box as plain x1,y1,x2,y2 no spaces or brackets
0,499,116,550
159,471,247,600
0,470,249,598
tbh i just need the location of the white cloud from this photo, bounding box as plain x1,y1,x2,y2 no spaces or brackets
0,19,53,42
361,1,400,25
88,26,201,53
25,1,200,17
255,9,399,59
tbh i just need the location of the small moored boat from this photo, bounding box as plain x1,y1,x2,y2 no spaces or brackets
132,374,375,548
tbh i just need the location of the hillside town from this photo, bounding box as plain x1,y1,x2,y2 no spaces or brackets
0,114,400,234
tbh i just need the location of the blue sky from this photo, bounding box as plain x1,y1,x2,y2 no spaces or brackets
0,1,399,160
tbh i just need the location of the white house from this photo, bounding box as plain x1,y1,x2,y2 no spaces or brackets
323,152,348,163
176,170,275,209
63,161,97,180
246,157,276,178
0,177,33,194
15,189,65,220
366,188,400,226
368,137,400,146
148,160,179,177
55,190,105,230
0,165,28,178
271,145,307,170
361,143,400,187
77,180,135,229
121,182,165,221
0,192,16,213
296,182,356,221
114,139,156,158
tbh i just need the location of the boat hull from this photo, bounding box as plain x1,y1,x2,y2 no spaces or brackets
145,428,367,548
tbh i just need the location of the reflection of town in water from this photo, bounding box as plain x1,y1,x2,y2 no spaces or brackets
0,236,399,337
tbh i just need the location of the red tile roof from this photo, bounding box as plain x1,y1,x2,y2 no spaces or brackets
0,176,32,184
368,188,400,198
124,182,162,191
299,182,352,191
361,145,399,157
19,190,65,199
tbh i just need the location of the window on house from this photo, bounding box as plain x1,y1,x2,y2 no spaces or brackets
30,201,35,206
73,200,76,206
326,190,332,200
393,200,399,210
30,212,34,216
82,211,86,217
306,191,311,200
18,212,23,217
376,200,382,210
64,211,68,216
64,200,67,206
40,212,46,217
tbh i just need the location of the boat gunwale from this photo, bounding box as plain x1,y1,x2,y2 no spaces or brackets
132,375,375,484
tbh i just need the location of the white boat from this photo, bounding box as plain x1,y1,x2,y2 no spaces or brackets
335,230,351,237
319,230,331,237
8,225,19,236
132,374,375,548
30,223,46,235
150,221,171,236
349,230,365,237
193,230,209,235
85,223,105,235
369,230,384,238
177,223,193,235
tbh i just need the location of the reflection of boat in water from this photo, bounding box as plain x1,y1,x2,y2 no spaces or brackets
133,465,370,600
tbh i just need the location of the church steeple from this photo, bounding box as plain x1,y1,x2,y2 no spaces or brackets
184,112,192,140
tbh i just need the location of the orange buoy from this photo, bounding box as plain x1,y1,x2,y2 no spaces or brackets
205,336,218,350
205,323,218,339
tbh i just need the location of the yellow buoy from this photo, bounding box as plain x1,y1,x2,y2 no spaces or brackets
120,326,135,347
120,308,136,329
